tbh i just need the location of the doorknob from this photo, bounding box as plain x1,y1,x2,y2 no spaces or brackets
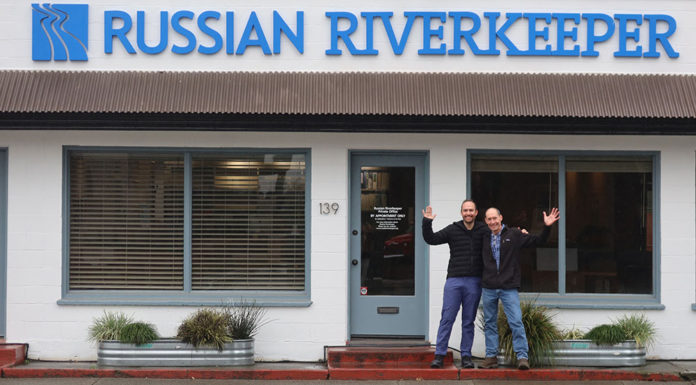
351,259,359,266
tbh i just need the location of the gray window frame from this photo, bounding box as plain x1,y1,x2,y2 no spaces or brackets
467,149,662,310
0,148,6,335
59,146,312,307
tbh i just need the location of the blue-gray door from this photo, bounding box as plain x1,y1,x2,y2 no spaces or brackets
349,152,427,338
0,149,6,337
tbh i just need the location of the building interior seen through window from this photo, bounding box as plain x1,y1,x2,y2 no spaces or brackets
471,154,653,295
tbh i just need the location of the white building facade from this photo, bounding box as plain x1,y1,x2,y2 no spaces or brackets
0,0,695,361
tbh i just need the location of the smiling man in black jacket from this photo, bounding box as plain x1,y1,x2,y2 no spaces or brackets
479,207,560,371
422,200,487,369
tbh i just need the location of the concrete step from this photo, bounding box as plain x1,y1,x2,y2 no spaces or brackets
327,346,452,368
0,344,26,367
326,346,459,379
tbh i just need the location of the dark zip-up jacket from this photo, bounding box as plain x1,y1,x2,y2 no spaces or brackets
422,218,487,278
481,225,551,289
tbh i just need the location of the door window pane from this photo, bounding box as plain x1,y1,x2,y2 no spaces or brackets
565,156,652,294
360,167,415,295
471,155,559,293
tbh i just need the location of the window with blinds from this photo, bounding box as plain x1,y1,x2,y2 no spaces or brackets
69,152,185,290
192,154,306,290
67,150,307,294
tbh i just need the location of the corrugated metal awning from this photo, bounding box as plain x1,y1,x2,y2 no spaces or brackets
1,70,695,119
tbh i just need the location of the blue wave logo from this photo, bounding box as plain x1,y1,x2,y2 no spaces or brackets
32,3,88,61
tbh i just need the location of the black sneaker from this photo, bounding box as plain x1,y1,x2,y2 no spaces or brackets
461,355,475,369
430,354,445,368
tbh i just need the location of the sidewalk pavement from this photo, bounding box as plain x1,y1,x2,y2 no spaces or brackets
2,359,696,381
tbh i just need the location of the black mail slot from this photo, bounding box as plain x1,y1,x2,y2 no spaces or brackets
377,306,399,314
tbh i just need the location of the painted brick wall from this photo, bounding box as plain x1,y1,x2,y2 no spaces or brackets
1,131,695,360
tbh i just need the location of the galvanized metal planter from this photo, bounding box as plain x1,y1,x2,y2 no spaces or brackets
497,340,646,367
98,338,254,367
550,339,646,367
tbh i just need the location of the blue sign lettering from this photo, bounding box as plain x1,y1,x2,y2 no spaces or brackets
30,5,680,61
644,14,678,58
614,14,643,57
237,12,271,55
136,11,168,54
582,13,614,57
104,9,302,56
485,12,523,55
524,13,553,56
411,12,447,55
553,13,580,56
197,11,222,55
448,12,483,55
274,11,304,54
105,10,135,54
325,12,360,55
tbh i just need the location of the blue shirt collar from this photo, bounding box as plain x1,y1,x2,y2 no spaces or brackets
491,224,506,236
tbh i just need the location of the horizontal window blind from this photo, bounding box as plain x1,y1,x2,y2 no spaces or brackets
191,154,306,290
566,156,653,173
69,153,185,290
470,155,558,173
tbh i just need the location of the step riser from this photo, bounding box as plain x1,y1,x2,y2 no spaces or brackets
0,344,26,367
329,352,445,363
327,346,453,368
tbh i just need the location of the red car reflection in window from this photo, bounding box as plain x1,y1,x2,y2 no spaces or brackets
383,232,413,259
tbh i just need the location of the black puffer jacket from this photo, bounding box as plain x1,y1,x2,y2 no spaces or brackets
481,225,550,289
422,218,487,278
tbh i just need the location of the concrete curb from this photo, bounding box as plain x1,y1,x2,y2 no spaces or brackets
460,368,684,382
328,366,460,380
1,366,687,381
2,367,330,380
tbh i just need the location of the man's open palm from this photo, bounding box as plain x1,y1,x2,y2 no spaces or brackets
543,207,560,226
422,206,436,219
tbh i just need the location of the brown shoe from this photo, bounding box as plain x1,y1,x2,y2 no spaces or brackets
517,358,530,370
480,356,498,369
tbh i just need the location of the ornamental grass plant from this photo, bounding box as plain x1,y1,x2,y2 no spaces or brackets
583,324,628,345
223,300,269,340
613,313,657,348
88,311,134,342
560,326,585,340
177,308,231,350
119,322,159,345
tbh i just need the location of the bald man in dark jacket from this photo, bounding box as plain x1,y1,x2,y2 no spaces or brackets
479,207,559,371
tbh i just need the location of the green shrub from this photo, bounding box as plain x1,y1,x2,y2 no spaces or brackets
224,300,269,340
88,311,133,342
613,314,657,348
177,308,231,350
583,324,627,345
119,322,159,345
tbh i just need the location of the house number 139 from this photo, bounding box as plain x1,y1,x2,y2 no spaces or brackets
319,202,339,215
